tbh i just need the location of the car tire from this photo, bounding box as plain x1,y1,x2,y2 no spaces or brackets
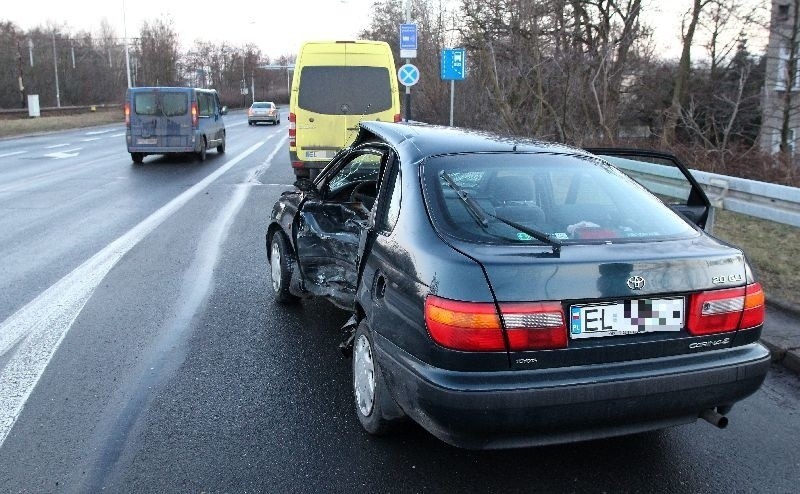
131,152,144,164
269,232,300,304
217,136,225,154
352,322,406,435
197,139,207,162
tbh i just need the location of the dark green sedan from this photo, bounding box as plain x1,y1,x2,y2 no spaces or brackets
266,122,770,449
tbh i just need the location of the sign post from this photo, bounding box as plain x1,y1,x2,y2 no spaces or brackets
440,48,466,126
399,6,417,121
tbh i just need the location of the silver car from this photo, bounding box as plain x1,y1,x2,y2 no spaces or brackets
248,101,280,125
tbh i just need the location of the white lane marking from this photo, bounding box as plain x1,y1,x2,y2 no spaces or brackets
81,138,101,142
44,143,71,149
226,121,248,128
0,136,274,448
0,151,27,158
44,148,83,159
110,133,126,138
85,129,120,135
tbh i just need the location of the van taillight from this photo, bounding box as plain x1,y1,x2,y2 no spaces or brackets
124,102,131,127
424,296,567,352
289,112,296,147
191,102,199,128
394,114,401,122
686,283,765,335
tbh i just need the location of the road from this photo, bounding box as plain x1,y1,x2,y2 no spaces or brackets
0,113,798,493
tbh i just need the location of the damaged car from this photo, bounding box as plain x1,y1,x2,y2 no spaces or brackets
265,122,770,449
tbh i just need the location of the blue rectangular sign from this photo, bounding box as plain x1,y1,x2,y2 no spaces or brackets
400,24,417,50
441,48,466,81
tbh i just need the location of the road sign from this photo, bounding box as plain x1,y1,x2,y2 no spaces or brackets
441,48,466,81
398,63,420,87
400,23,417,58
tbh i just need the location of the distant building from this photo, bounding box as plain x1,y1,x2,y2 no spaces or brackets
760,0,800,156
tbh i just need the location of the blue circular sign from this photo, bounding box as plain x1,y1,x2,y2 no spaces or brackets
398,63,420,87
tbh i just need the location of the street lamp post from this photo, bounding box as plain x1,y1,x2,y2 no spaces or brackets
123,0,132,88
52,31,60,107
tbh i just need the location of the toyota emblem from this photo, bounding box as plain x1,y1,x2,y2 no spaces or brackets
627,276,646,290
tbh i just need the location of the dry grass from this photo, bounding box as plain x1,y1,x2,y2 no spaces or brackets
713,209,800,307
0,110,123,138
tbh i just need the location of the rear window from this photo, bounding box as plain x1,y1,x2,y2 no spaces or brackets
252,102,273,109
422,153,698,245
133,92,188,117
298,66,392,114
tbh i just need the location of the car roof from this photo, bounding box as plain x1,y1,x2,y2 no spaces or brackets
357,121,591,163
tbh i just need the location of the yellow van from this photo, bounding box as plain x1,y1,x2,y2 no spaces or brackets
289,40,401,178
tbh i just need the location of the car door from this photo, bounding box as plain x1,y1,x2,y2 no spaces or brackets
585,148,714,232
293,147,388,309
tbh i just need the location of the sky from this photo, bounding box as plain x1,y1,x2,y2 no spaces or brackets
4,0,769,61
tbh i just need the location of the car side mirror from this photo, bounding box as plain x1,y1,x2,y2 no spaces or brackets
220,106,228,115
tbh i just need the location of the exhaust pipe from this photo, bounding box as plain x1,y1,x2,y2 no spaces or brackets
700,409,729,429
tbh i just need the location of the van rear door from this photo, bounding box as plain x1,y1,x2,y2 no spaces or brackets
157,89,192,148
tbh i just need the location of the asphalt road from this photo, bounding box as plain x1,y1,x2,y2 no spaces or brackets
0,113,798,493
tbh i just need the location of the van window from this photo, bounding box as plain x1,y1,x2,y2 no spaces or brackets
197,93,214,117
133,92,187,117
298,66,392,115
160,93,188,117
134,93,159,116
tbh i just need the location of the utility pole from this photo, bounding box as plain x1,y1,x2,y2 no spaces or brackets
52,31,61,108
16,39,26,108
123,0,132,88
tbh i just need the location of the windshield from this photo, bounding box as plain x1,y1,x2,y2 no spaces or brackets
298,66,392,115
422,153,698,245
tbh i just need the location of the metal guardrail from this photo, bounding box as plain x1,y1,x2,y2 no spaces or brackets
609,159,800,228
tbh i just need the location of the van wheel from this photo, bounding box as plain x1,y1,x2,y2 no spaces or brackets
217,137,225,154
197,139,207,162
131,153,144,164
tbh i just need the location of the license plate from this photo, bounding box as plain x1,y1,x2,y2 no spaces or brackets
304,150,336,160
569,298,684,339
137,138,157,145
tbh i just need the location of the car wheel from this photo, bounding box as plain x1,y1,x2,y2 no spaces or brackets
131,152,144,164
197,139,207,162
269,232,300,304
353,322,405,435
217,137,225,154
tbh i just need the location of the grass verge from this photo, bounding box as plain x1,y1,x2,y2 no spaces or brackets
713,209,799,308
0,110,123,138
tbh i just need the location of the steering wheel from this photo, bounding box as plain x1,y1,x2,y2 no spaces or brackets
349,181,377,209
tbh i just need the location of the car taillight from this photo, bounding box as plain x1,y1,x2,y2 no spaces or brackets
248,109,254,116
687,283,765,335
291,161,305,169
424,296,568,352
394,113,402,122
289,112,296,147
500,302,567,351
425,296,505,351
191,102,199,128
124,102,131,127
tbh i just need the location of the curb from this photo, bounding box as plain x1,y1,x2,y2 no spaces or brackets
767,298,800,318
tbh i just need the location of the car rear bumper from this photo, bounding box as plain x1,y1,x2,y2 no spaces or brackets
374,334,770,449
249,115,278,123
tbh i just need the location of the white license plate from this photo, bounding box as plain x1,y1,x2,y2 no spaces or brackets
569,298,684,339
137,138,157,145
304,150,336,160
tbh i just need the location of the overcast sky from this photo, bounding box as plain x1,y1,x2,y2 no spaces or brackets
4,0,769,61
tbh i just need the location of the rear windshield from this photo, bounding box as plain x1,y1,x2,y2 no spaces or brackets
421,153,698,245
133,92,188,117
298,66,392,115
252,102,274,109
